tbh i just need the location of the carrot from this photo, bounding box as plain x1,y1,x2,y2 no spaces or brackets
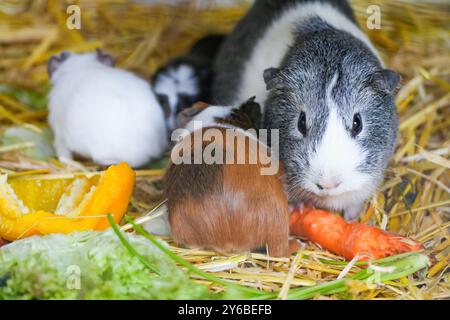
290,207,423,261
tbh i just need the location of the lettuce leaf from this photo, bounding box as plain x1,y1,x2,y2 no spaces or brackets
0,231,214,300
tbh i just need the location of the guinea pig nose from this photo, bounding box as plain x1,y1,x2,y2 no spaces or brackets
316,180,341,190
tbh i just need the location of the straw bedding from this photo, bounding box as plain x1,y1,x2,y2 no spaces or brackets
0,0,448,300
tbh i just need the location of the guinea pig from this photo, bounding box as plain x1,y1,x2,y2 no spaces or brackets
47,49,168,168
165,98,295,257
211,0,401,220
152,35,225,132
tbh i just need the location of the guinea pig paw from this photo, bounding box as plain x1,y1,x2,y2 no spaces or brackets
289,202,318,214
343,205,362,221
289,202,305,213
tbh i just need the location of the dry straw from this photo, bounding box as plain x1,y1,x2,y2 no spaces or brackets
0,0,448,299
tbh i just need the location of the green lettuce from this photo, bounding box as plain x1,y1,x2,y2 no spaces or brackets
0,231,214,300
0,226,429,300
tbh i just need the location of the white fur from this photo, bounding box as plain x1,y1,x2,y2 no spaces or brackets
48,52,168,168
172,105,262,145
182,106,234,134
304,76,374,219
237,1,381,107
171,105,233,142
307,109,370,196
153,64,199,130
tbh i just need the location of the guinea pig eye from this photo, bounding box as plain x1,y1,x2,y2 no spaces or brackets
297,111,307,136
351,113,363,137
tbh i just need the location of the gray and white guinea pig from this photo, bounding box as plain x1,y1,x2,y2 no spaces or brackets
152,35,225,132
165,98,296,257
212,0,401,220
47,49,168,168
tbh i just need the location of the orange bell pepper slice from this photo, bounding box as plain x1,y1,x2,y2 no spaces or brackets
0,163,135,241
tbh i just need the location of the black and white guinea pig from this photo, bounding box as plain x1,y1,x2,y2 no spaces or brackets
165,98,297,257
47,49,168,168
211,0,401,220
152,35,225,131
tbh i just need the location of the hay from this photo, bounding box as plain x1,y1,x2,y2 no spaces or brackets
0,0,448,300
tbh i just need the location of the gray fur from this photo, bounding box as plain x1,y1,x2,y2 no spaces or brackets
212,0,399,217
212,0,356,105
264,18,398,204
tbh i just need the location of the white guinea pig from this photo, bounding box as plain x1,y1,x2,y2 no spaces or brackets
47,49,168,168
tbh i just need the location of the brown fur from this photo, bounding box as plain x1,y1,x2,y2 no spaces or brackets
165,127,291,257
215,97,262,130
175,101,210,128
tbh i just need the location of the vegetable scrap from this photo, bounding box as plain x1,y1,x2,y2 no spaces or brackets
0,224,430,300
290,207,423,261
0,231,215,300
0,163,135,241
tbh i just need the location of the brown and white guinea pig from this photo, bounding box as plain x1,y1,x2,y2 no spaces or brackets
164,98,296,257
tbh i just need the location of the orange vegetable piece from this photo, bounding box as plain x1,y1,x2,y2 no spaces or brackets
290,207,423,261
0,163,135,241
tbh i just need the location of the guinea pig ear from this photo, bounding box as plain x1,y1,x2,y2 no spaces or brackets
177,94,197,114
238,96,262,130
181,101,210,117
239,96,261,115
175,101,210,129
369,69,401,94
95,48,114,67
263,68,284,91
47,51,71,78
155,94,171,118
